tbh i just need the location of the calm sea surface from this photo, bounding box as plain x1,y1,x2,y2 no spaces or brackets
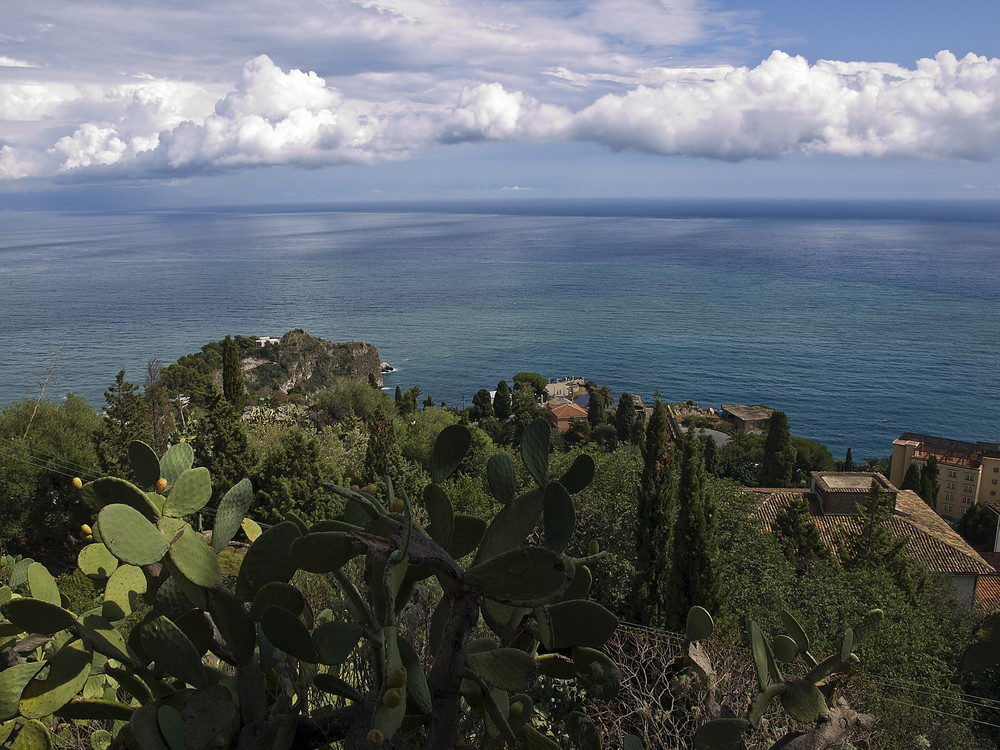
1,200,998,459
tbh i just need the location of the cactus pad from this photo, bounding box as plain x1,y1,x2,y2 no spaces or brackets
535,600,618,649
26,563,60,606
19,639,93,719
140,615,207,688
159,442,195,491
486,453,516,505
77,544,119,580
0,662,45,721
2,598,77,635
423,483,455,547
235,520,301,600
465,546,572,606
520,418,550,488
542,481,575,553
558,454,595,494
692,718,751,750
127,441,161,491
211,478,254,552
474,488,543,564
260,605,319,663
431,424,472,483
466,647,536,692
685,606,715,642
98,504,168,566
162,467,212,517
159,517,222,589
780,679,829,723
288,532,363,574
312,621,364,666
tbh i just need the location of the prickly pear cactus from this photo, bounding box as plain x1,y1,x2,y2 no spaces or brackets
0,422,635,750
691,607,881,750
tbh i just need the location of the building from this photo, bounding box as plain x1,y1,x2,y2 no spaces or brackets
256,336,281,347
545,377,585,401
755,472,994,606
889,433,1000,521
720,404,773,432
545,400,588,433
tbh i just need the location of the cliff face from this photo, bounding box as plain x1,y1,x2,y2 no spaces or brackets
228,330,383,394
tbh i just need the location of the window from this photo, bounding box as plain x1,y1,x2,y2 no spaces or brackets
966,473,976,481
945,493,955,501
993,479,997,484
947,481,956,489
964,485,974,493
948,470,958,478
944,504,953,512
994,467,999,472
992,491,997,496
962,497,972,504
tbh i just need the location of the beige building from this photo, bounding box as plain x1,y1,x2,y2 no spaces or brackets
720,404,773,432
890,433,1000,521
544,377,585,401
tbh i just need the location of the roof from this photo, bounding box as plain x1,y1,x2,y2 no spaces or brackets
721,405,773,422
976,576,1000,611
813,471,891,492
895,432,1000,469
546,402,587,420
755,490,994,577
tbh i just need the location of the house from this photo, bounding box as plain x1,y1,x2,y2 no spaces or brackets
720,404,773,432
755,472,994,606
889,433,1000,520
256,336,281,347
545,400,588,433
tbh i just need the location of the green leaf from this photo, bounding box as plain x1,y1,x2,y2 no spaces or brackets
212,478,255,552
486,453,516,505
140,615,207,688
163,467,212,517
27,563,60,606
474,488,543,564
11,719,53,750
781,679,829,723
431,424,472,483
260,606,319,663
77,543,119,580
520,418,550,488
558,454,595,494
466,648,536,692
235,521,300,600
465,546,572,606
0,662,45,721
160,442,195,491
772,634,800,663
128,441,161,491
19,640,93,719
98,503,168,566
535,600,618,649
685,606,715,642
2,598,77,635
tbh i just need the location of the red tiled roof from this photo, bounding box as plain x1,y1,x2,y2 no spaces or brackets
547,402,587,419
755,490,994,577
975,576,1000,611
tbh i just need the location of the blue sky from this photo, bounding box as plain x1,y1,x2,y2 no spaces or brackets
2,0,1000,206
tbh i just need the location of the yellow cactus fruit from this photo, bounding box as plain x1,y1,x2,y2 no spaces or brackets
387,666,408,688
381,688,403,708
80,524,92,536
155,477,168,493
390,498,404,513
71,477,83,490
366,729,384,747
509,701,523,717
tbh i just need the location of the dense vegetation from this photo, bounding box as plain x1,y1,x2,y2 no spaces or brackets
1,344,999,749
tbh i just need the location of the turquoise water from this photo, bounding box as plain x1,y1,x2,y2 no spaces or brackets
1,200,998,459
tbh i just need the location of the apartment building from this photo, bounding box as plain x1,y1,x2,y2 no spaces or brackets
890,433,1000,521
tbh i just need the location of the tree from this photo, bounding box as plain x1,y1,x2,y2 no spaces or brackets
701,432,718,476
254,425,333,524
194,390,255,502
471,388,494,421
900,463,922,493
144,357,175,451
956,503,996,554
632,396,672,626
222,334,247,413
96,369,153,480
493,380,512,421
587,386,606,429
615,393,636,443
920,456,940,509
772,495,832,574
665,431,722,629
844,447,855,472
512,371,547,400
759,410,795,487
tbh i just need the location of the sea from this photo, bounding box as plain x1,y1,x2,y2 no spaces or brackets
1,198,998,460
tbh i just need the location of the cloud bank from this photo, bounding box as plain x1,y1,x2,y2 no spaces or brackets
1,0,999,183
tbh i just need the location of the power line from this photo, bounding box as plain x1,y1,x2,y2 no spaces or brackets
858,692,1000,730
863,675,1000,710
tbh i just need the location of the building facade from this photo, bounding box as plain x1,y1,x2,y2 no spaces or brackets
890,433,1000,521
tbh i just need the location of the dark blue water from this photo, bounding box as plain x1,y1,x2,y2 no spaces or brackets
1,200,998,459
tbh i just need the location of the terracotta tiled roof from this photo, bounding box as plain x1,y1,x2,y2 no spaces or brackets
975,576,1000,611
546,402,587,419
755,490,994,577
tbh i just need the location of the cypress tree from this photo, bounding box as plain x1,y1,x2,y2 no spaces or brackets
472,388,494,421
760,410,796,487
665,431,722,630
702,432,718,476
615,393,636,443
195,391,254,502
920,456,940,509
900,463,922,493
587,386,606,428
844,447,855,472
222,335,247,413
631,396,672,626
494,380,512,421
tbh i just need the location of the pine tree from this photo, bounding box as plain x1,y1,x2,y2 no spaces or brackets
665,431,722,630
920,456,940,509
222,335,247,413
631,396,672,626
587,385,606,429
472,388,494,421
96,369,154,480
760,410,796,487
493,380,512,421
615,393,636,443
194,390,255,503
773,496,831,573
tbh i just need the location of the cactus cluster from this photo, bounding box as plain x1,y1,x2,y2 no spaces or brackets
687,606,882,750
0,420,640,750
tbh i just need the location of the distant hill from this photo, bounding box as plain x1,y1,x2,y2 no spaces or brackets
160,330,384,403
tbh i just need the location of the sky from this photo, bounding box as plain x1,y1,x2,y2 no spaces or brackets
3,0,1000,207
